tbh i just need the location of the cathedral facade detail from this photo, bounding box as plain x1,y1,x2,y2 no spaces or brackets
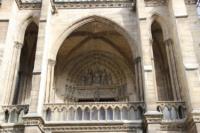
0,0,200,133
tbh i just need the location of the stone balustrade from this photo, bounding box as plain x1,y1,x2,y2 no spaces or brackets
44,101,144,122
157,101,186,120
1,105,29,123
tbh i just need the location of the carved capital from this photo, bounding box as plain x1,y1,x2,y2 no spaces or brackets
48,59,56,66
149,38,153,46
164,38,173,46
134,57,142,63
14,41,23,49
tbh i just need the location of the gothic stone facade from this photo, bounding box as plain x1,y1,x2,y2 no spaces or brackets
0,0,200,133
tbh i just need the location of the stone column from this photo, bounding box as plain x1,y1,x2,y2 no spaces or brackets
45,59,56,103
134,57,144,101
164,39,181,100
4,41,23,105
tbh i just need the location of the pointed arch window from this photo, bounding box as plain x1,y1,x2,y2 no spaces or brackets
151,21,181,101
12,22,38,104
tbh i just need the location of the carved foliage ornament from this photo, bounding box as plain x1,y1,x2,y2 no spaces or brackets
53,0,135,9
15,0,135,9
145,0,168,7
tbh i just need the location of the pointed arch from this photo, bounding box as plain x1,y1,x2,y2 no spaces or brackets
151,20,174,101
148,14,170,41
12,21,39,104
49,15,138,60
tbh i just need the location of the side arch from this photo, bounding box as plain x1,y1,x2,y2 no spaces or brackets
147,14,170,41
15,16,39,44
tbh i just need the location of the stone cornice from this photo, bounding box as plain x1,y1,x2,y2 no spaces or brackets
15,0,135,10
15,0,42,10
44,123,140,132
144,0,168,7
52,0,135,9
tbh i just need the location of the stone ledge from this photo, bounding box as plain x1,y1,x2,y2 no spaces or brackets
144,111,163,124
23,115,44,132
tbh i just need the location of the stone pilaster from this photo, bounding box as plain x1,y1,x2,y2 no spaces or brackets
169,0,200,108
45,59,56,103
137,16,159,112
4,41,23,105
144,111,162,133
27,0,52,115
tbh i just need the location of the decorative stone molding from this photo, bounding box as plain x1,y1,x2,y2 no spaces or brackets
144,111,163,124
0,125,25,133
144,0,168,7
53,0,135,9
48,59,56,66
160,120,186,131
44,124,139,132
15,0,135,10
2,104,29,112
14,41,23,49
185,0,197,5
15,0,42,10
23,116,45,132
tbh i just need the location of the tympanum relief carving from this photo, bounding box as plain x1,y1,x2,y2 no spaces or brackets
64,54,126,101
55,51,134,103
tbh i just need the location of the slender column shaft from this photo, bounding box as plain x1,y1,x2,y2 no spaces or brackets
134,57,144,101
165,39,181,100
4,42,23,105
45,59,56,103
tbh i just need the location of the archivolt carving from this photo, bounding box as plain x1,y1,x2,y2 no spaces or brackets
55,51,135,102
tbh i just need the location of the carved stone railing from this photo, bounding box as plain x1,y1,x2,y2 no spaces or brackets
157,101,186,121
44,101,144,122
1,105,29,123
